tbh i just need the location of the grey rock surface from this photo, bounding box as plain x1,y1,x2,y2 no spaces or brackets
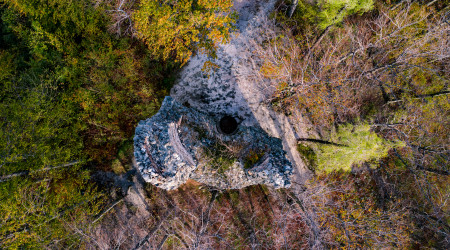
171,0,313,185
134,97,292,190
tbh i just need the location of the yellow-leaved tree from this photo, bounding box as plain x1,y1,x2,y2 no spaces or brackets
133,0,236,65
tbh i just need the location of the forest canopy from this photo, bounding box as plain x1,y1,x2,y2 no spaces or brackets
133,0,236,64
0,0,448,248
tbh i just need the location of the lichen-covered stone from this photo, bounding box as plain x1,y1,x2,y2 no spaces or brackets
134,96,292,190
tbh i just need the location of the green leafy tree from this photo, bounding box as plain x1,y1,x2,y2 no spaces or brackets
278,0,373,31
0,169,103,248
317,0,373,29
133,0,236,65
1,0,175,165
0,4,106,247
72,43,175,163
3,0,106,56
0,76,104,248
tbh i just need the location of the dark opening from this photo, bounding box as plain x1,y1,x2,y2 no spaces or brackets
218,115,238,135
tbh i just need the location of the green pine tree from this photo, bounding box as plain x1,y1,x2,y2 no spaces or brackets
300,123,404,172
317,0,374,29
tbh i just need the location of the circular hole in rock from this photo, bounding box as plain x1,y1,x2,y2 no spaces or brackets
218,115,238,135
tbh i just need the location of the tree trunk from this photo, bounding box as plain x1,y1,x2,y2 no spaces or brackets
287,0,298,18
132,208,173,250
297,138,347,147
0,161,80,182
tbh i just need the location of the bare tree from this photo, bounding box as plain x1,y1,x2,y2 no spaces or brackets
104,0,136,36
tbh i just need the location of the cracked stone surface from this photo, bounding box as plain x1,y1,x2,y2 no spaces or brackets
134,97,292,190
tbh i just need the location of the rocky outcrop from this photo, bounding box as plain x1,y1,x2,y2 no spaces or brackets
171,0,312,185
134,97,292,190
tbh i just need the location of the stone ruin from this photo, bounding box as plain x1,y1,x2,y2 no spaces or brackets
134,97,292,190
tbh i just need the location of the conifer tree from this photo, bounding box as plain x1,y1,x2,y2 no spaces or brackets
299,124,404,172
317,0,374,29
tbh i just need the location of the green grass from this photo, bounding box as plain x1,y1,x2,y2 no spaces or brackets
214,156,235,175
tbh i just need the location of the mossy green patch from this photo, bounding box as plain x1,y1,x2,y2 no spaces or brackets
243,149,265,169
202,141,237,177
111,139,134,174
297,143,317,168
111,159,126,174
211,155,235,175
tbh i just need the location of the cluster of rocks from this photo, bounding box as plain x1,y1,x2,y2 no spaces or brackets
134,97,292,190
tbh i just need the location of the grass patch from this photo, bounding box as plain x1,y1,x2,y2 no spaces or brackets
211,155,235,175
202,142,236,176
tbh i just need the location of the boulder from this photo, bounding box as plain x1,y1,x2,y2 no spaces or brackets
134,96,292,190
